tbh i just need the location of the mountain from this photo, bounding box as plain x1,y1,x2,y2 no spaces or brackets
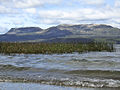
0,26,73,42
0,24,120,43
6,27,42,35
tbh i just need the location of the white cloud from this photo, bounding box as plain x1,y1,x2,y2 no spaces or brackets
0,0,62,8
38,7,120,28
24,8,36,14
0,5,18,14
84,0,105,5
115,0,120,7
15,0,42,8
0,27,8,34
74,0,105,5
39,9,103,20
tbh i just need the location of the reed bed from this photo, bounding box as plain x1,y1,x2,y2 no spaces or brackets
0,42,114,54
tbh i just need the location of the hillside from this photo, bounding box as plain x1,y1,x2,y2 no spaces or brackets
0,24,120,43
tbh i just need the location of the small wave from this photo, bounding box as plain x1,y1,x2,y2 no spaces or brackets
70,59,88,62
0,64,31,71
65,70,120,79
0,67,120,88
0,76,120,88
69,58,120,68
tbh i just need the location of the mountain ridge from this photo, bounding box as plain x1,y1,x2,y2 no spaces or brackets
0,24,120,43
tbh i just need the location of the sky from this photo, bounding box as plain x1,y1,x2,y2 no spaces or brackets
0,0,120,34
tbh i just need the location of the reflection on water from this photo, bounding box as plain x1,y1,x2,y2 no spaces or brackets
0,44,120,89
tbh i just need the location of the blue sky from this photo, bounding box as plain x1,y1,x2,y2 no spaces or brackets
0,0,120,34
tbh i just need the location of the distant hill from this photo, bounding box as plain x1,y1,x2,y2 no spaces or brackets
0,24,120,43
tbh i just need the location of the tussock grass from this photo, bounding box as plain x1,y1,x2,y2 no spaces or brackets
0,42,114,54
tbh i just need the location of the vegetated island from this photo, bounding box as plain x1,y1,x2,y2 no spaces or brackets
0,42,114,54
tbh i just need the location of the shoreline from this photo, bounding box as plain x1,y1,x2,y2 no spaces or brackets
0,82,120,90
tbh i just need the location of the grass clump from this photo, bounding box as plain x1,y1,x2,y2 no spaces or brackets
0,42,114,54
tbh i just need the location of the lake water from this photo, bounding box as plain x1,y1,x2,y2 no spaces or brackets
0,44,120,90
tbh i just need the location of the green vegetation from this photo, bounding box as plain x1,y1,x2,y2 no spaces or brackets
0,42,114,54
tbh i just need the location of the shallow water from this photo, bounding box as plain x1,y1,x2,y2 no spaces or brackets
0,82,120,90
0,44,120,89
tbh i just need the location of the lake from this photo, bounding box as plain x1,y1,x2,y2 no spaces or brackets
0,44,120,90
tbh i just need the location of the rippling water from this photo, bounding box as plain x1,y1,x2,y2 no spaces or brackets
0,44,120,89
